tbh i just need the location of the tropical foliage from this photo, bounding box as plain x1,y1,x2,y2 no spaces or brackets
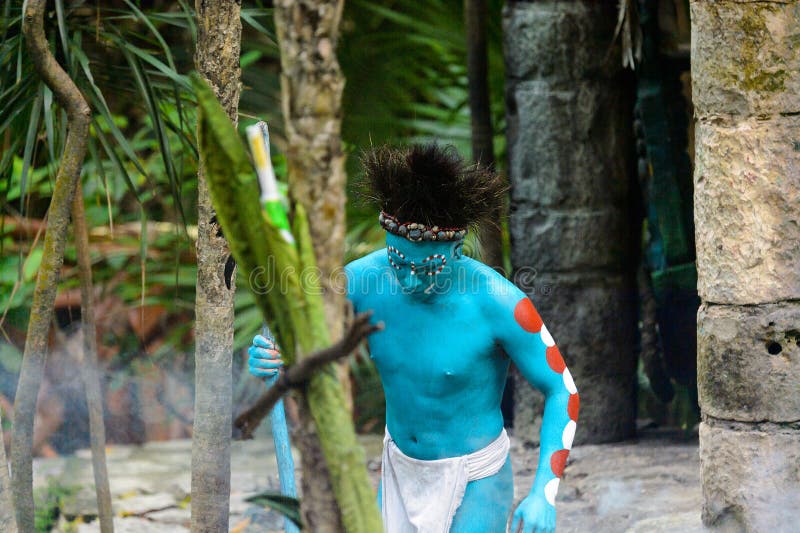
0,0,507,444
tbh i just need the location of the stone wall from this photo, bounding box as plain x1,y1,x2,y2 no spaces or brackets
692,1,800,529
503,0,638,444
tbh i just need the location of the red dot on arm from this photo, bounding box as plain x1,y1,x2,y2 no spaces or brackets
514,298,543,333
546,346,566,373
550,449,570,478
568,393,580,421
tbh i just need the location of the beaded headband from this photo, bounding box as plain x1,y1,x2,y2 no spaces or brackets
379,211,467,242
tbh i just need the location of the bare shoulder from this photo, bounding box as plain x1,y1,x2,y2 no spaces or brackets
345,249,388,307
345,249,386,279
459,258,529,329
461,260,553,355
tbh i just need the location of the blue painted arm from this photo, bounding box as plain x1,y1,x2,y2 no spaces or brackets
249,335,299,533
491,282,579,533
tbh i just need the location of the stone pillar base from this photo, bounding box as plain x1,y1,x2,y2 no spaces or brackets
699,420,800,532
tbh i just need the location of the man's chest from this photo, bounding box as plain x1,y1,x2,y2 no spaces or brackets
362,293,503,387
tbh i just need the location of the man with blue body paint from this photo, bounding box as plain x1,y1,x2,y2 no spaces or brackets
249,144,579,533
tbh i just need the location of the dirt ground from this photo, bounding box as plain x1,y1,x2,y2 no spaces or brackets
36,426,703,532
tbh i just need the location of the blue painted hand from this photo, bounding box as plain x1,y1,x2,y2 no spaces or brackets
248,334,283,380
510,494,556,533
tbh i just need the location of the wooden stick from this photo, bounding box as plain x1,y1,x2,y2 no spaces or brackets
73,181,114,532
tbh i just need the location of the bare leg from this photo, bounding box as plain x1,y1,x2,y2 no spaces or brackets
451,457,513,533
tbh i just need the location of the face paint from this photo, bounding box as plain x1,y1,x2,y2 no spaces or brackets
385,233,462,296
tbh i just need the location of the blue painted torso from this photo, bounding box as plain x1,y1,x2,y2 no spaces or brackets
351,249,510,459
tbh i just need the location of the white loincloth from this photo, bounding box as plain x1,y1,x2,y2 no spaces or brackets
381,427,510,533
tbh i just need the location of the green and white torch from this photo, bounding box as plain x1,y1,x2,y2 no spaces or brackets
247,122,294,245
246,121,299,533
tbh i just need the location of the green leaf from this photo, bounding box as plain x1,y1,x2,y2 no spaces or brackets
111,35,191,91
0,1,12,39
54,0,71,67
0,138,21,199
121,1,181,75
92,119,140,204
240,50,263,69
71,46,149,181
20,83,43,214
120,47,187,227
244,491,302,529
176,0,197,43
241,9,276,43
42,86,56,165
23,247,43,281
0,74,36,133
86,136,114,229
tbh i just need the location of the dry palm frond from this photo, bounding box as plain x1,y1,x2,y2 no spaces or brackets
611,0,642,70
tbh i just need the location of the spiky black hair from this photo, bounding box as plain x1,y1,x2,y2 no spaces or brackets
360,143,506,230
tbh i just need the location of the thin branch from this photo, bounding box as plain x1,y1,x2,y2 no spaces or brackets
73,182,114,533
12,1,92,529
235,311,382,439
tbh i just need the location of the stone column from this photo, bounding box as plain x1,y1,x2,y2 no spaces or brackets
692,1,800,530
503,0,638,444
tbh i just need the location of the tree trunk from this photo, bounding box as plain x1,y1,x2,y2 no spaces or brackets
274,0,346,343
274,0,352,404
464,0,503,269
73,182,114,533
503,0,638,444
12,1,92,530
273,1,349,529
190,1,241,532
692,2,800,530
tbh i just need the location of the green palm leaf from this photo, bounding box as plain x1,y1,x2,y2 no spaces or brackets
245,491,303,529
